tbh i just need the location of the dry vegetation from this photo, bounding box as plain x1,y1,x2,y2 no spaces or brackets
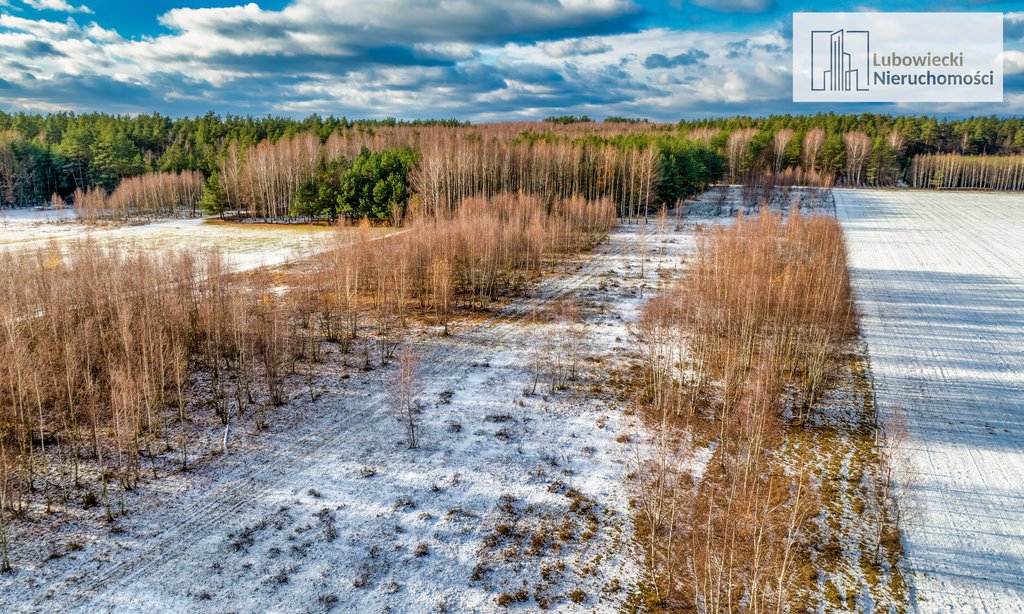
628,207,908,612
909,153,1024,190
218,124,665,220
73,171,203,223
0,192,615,570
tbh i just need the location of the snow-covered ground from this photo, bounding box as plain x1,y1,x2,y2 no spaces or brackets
0,218,696,613
835,190,1024,613
0,209,350,272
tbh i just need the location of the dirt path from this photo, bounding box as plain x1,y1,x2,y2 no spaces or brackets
835,189,1024,613
1,221,692,613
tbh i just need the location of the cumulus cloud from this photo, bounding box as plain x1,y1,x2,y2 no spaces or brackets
725,38,781,58
22,0,93,14
691,0,773,13
1005,50,1024,76
0,1,795,120
541,38,612,58
156,0,643,48
644,48,708,69
0,0,1013,120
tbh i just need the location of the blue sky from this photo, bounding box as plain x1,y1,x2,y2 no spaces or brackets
0,0,1021,121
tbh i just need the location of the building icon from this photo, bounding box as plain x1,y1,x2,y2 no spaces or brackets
811,29,870,92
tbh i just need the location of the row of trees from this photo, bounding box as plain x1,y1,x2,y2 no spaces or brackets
633,209,860,611
73,171,203,223
409,126,723,219
682,113,1024,158
4,111,1022,215
691,113,1024,188
712,125,901,187
908,154,1024,190
202,126,719,222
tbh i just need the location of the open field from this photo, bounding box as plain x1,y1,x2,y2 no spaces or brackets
0,210,363,272
835,189,1024,613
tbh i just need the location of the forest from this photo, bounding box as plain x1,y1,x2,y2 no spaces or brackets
1,112,1023,221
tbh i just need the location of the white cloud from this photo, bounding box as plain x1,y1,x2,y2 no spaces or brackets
1005,50,1024,76
0,0,652,117
22,0,93,14
541,37,612,57
1,0,1014,120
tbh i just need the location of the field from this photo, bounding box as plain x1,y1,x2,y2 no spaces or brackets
0,209,367,272
836,189,1024,613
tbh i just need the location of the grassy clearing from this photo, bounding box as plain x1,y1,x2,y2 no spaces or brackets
203,218,356,232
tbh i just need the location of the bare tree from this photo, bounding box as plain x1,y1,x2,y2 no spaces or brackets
803,127,826,174
843,131,871,186
388,348,424,448
773,128,795,173
727,128,757,183
874,404,911,563
430,256,453,335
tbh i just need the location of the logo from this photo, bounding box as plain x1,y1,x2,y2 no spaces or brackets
792,12,1002,103
811,29,869,92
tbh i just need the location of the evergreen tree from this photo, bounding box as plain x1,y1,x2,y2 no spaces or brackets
339,147,418,221
199,172,228,216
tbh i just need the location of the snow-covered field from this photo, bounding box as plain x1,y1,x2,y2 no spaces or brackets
835,190,1024,613
0,217,695,613
0,209,353,272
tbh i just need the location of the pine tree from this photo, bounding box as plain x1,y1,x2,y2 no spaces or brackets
200,172,228,217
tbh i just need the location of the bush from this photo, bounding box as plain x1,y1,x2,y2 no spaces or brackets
496,589,529,607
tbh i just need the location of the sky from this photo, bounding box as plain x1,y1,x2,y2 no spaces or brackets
0,0,1021,121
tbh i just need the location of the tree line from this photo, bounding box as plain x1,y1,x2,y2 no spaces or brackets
3,111,1022,217
682,113,1024,188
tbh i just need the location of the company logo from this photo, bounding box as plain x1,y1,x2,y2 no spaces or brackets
811,29,869,92
793,12,1002,103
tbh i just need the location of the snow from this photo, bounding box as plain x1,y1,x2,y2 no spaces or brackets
835,189,1024,613
0,218,697,613
0,211,350,272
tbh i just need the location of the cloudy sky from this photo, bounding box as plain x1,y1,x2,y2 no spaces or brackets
0,0,1021,121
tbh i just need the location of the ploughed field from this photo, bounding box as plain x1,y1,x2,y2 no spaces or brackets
835,189,1024,613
